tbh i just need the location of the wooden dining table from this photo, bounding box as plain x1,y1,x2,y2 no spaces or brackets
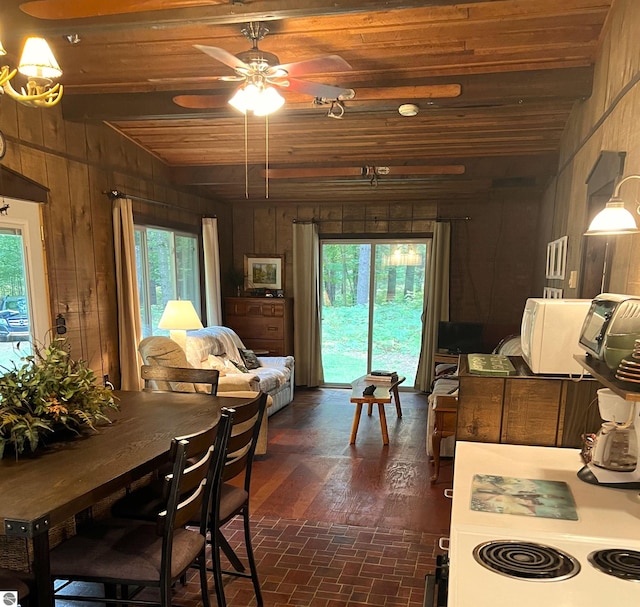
0,389,244,606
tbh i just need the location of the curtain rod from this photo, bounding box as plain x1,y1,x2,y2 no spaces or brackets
105,189,216,217
292,216,471,224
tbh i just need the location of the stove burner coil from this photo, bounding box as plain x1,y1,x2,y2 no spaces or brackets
588,549,640,581
473,540,580,581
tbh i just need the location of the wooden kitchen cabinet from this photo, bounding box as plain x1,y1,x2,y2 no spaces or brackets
224,297,293,356
456,355,602,448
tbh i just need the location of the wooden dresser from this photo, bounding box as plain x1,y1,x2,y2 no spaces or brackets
456,355,603,448
224,297,293,356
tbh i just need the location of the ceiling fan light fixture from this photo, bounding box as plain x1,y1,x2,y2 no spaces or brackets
228,82,284,115
253,85,284,116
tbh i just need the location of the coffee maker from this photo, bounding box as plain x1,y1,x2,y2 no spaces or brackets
578,388,640,489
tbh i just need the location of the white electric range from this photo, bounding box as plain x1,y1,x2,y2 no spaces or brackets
447,442,640,606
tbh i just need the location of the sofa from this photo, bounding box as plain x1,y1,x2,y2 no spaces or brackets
138,326,294,455
183,326,295,414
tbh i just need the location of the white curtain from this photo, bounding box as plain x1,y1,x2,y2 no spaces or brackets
415,222,451,392
292,222,324,387
202,217,222,326
112,198,143,390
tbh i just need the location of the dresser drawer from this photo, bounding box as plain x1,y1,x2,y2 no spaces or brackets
228,299,284,318
227,316,284,340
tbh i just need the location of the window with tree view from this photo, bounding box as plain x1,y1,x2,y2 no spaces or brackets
321,239,429,386
135,226,200,338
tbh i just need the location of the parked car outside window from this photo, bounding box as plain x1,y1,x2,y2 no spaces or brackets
0,295,30,342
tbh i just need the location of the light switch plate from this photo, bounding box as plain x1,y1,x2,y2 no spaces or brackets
569,270,578,288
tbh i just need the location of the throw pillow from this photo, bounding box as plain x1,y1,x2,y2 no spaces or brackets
222,360,242,374
239,348,261,370
231,360,249,373
206,354,228,376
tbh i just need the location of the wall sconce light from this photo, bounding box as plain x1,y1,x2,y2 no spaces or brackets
0,36,64,108
584,174,640,235
158,299,203,353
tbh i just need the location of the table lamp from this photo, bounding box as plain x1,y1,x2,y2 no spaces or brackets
157,300,203,352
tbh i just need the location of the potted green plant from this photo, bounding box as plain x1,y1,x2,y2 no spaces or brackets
0,338,119,458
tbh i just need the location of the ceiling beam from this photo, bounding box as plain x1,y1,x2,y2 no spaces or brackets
4,0,499,38
61,67,592,122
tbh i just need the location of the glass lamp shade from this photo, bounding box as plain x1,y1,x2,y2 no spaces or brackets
18,37,63,80
253,86,285,116
584,200,640,235
0,40,6,56
158,300,203,331
228,83,284,115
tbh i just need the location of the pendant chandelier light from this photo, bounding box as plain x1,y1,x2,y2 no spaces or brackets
0,36,64,108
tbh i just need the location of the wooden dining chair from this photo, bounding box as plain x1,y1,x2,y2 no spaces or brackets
207,391,269,607
49,409,233,606
141,364,220,395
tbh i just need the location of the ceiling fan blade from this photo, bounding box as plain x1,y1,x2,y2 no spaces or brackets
173,95,227,109
276,55,352,77
193,45,250,73
281,78,355,100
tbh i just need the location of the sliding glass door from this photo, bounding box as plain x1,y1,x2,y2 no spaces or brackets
320,239,429,387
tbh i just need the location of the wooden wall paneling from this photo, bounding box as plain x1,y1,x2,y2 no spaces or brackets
456,376,504,443
388,202,414,233
43,154,80,350
88,165,118,384
277,205,297,297
500,379,562,446
343,204,366,233
40,108,68,155
18,146,48,189
15,104,44,148
0,99,19,139
364,205,389,233
67,160,102,367
232,204,254,290
560,379,602,448
64,120,89,162
253,206,277,255
318,205,343,234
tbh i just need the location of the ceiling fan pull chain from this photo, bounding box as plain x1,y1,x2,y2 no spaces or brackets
244,110,249,199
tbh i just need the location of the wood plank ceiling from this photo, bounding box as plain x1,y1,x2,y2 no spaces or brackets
1,0,613,205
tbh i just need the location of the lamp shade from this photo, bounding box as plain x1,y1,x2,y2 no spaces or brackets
18,37,63,80
228,82,284,115
0,40,6,56
584,200,640,236
158,300,203,331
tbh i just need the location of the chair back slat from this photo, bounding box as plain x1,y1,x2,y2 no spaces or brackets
141,364,220,395
157,410,233,537
221,392,267,487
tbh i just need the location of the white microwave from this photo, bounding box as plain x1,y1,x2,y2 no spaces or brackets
520,298,592,375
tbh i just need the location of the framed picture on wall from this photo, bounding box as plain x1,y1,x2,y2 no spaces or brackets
543,287,563,299
244,255,284,291
545,236,568,280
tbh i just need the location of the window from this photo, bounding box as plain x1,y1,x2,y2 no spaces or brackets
0,198,49,368
134,225,200,338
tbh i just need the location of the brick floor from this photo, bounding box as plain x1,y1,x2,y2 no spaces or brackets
171,515,442,607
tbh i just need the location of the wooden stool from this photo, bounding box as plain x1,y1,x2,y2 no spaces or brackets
430,394,458,483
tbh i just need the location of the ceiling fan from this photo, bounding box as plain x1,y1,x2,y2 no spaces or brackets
181,22,355,114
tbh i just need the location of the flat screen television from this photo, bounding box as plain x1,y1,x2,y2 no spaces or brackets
437,321,484,354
